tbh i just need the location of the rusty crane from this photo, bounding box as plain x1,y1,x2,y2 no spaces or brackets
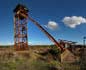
13,4,64,51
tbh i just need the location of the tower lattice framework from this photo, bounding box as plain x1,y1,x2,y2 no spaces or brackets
14,4,29,50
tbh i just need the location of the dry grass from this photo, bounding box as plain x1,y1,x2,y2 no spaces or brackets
0,47,82,70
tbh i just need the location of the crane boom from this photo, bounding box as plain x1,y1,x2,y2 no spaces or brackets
28,16,64,51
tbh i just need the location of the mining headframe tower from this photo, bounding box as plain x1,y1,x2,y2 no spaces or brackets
13,4,29,50
13,4,64,51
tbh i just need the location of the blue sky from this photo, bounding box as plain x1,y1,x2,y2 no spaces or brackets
0,0,86,45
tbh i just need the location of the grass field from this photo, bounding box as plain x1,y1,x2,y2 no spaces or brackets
0,46,83,70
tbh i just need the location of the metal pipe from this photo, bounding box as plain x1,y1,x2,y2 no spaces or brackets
28,16,64,52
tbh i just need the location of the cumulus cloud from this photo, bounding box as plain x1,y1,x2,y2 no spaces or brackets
28,42,32,45
62,16,86,28
45,21,58,30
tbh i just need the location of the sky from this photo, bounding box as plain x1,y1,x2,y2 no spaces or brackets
0,0,86,45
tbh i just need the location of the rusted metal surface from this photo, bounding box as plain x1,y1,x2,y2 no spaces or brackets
28,16,64,52
13,4,64,51
14,4,28,50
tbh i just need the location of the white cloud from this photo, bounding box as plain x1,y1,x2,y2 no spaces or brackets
45,21,58,30
28,42,32,45
62,16,86,28
0,42,14,45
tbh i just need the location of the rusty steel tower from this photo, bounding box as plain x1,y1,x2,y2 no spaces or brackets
13,4,29,50
13,4,64,51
